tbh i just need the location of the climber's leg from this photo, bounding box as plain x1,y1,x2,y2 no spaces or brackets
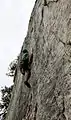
22,69,25,75
26,69,31,82
24,69,31,88
20,67,25,75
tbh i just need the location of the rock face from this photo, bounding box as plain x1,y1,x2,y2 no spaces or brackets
6,0,71,120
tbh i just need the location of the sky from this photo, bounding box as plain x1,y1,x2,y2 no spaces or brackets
0,0,36,89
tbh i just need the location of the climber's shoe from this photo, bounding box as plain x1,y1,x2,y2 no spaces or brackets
24,81,31,88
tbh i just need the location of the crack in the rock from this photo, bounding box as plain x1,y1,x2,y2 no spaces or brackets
62,95,65,114
58,38,65,46
54,93,66,119
67,18,71,26
51,30,71,47
59,95,66,119
44,0,48,6
44,0,59,7
40,7,44,25
58,39,71,46
42,8,44,20
67,41,71,46
51,31,66,46
34,103,37,120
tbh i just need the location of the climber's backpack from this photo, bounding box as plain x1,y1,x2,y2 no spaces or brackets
20,49,29,70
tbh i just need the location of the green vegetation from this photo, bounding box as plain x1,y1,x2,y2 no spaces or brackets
6,58,18,77
0,57,18,120
0,85,13,120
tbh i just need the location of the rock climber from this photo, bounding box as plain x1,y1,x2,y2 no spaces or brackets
19,48,33,88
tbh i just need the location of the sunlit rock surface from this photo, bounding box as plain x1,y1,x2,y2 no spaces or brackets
6,0,71,120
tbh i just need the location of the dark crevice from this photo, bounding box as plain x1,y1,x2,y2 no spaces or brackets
31,27,34,33
52,33,65,46
40,7,44,25
47,0,59,7
67,18,71,26
59,40,71,46
34,103,38,120
44,0,59,7
51,31,66,46
62,95,65,113
42,8,44,20
51,30,71,47
67,41,71,45
58,38,66,46
56,94,66,119
44,0,48,6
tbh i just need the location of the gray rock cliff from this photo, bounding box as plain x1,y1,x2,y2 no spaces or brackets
6,0,71,119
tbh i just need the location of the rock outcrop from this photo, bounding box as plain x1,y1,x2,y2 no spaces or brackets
6,0,71,120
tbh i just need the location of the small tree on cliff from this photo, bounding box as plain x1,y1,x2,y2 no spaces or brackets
0,57,18,120
0,85,13,120
6,58,18,77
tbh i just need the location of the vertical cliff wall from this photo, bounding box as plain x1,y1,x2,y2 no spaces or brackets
6,0,71,120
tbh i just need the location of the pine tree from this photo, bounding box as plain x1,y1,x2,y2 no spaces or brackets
0,85,13,120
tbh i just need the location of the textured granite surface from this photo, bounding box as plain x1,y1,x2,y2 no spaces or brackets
6,0,71,119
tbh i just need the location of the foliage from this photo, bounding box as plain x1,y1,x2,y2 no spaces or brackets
6,58,18,77
0,56,19,119
0,85,13,120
